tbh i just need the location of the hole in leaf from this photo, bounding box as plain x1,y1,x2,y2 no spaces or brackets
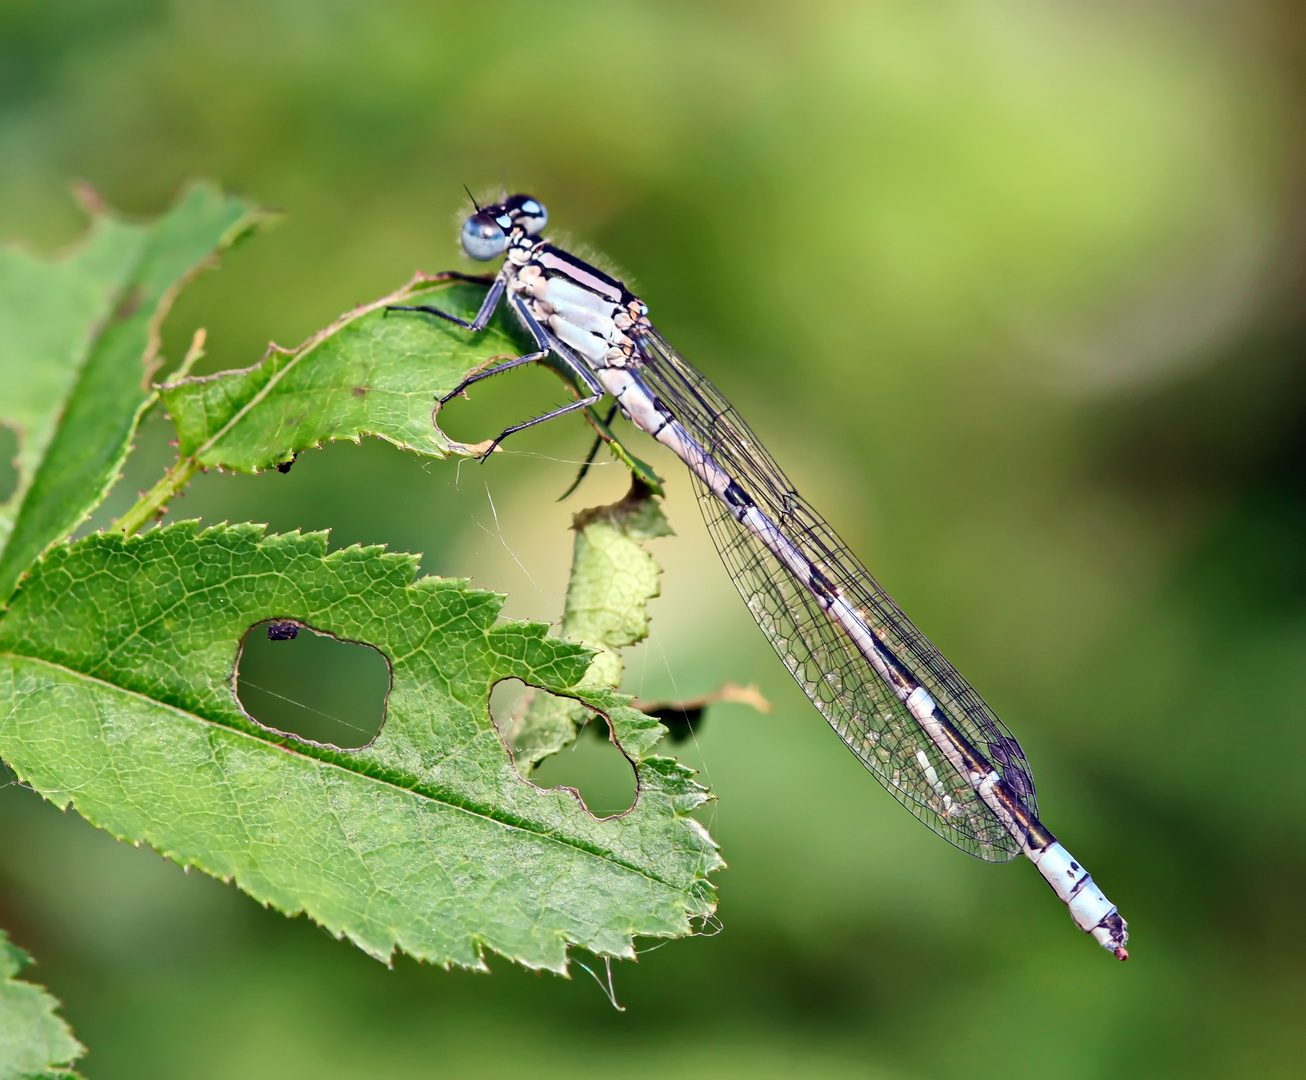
0,425,18,503
236,620,390,749
491,679,637,817
435,360,574,450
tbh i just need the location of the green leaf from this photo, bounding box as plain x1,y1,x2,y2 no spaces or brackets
159,277,536,473
0,523,719,973
0,182,266,603
0,931,84,1080
507,480,675,773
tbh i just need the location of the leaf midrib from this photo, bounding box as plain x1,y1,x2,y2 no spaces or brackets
181,276,478,464
1,651,678,891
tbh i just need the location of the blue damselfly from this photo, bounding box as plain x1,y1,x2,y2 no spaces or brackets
390,194,1129,959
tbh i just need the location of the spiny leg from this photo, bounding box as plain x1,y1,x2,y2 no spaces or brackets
387,274,507,331
559,402,621,500
390,272,549,403
398,278,610,460
438,348,550,405
475,295,607,460
478,388,605,461
443,289,571,406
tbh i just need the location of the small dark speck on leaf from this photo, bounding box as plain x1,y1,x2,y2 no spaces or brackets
267,621,300,641
351,386,369,398
276,456,296,474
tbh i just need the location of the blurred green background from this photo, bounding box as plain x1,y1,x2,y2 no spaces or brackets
3,0,1305,1076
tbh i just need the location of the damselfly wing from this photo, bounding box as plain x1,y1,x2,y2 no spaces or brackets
635,326,1035,859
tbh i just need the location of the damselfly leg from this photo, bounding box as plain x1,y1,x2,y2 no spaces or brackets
472,296,603,456
388,272,506,331
437,350,550,405
391,279,603,459
477,390,603,458
558,402,622,501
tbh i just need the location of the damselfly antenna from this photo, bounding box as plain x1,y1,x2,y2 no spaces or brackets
463,184,480,211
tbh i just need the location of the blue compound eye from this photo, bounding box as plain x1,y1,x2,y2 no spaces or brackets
502,194,547,236
461,213,509,260
517,198,547,235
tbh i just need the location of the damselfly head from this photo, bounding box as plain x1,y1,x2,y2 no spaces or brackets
459,194,548,260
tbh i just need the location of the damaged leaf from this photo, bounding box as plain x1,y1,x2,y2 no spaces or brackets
506,479,674,773
158,277,531,473
0,930,84,1080
0,183,266,603
157,275,664,494
0,523,720,973
633,681,773,744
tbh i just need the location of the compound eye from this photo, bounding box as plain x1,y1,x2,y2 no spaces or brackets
504,194,547,236
517,197,547,235
461,213,509,260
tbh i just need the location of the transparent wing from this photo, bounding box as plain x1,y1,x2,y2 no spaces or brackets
692,472,1018,858
634,327,1036,860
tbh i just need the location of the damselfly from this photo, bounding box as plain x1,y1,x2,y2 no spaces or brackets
390,193,1129,960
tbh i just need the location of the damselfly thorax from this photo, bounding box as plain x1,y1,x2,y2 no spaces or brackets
509,244,650,371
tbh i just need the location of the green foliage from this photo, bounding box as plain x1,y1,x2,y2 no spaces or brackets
0,522,717,971
0,931,83,1080
157,273,668,494
0,182,265,602
0,187,720,987
509,481,675,773
159,277,526,472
